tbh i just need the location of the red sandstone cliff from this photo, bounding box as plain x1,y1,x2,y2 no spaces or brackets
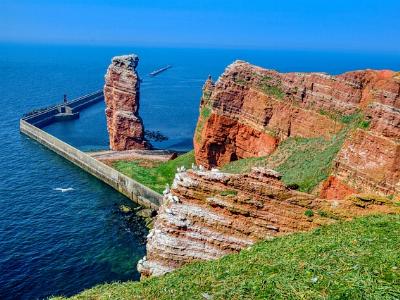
194,61,400,197
138,167,397,277
104,54,149,150
138,61,400,278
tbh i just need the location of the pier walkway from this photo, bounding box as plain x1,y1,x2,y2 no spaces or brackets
20,90,163,209
23,90,103,127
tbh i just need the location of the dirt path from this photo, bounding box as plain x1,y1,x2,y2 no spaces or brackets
87,149,177,163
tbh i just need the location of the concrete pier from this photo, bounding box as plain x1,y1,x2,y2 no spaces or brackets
20,91,162,209
24,90,103,127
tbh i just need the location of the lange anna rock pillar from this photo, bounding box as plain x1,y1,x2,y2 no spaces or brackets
104,54,149,150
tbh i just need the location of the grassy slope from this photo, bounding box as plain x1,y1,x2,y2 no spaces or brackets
113,151,195,194
54,214,400,300
195,105,212,143
220,111,372,193
221,131,347,193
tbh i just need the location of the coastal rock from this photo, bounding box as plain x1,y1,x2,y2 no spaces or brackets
324,129,400,197
138,62,400,278
194,61,400,169
138,167,396,277
104,54,150,150
193,61,400,197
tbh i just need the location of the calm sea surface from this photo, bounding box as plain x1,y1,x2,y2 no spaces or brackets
0,43,399,299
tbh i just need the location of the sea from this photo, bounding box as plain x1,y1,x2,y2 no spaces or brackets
0,43,399,299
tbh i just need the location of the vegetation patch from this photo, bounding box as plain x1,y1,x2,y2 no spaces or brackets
54,214,400,300
272,133,346,193
113,151,195,194
340,112,361,124
203,90,212,101
258,76,285,100
317,210,329,218
233,76,247,85
195,104,212,142
219,190,238,197
304,209,314,217
358,119,371,129
220,156,266,174
221,130,347,193
219,111,371,193
318,110,371,130
346,193,393,208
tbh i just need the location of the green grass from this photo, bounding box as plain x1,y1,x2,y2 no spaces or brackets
113,151,195,194
340,113,372,130
304,209,314,217
317,110,371,130
261,84,285,99
220,156,267,174
221,130,347,193
340,113,360,124
272,133,346,193
53,214,400,300
219,190,238,196
195,105,212,142
358,119,371,129
258,76,285,100
233,77,248,85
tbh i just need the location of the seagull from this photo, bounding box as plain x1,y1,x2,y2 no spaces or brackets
54,187,74,193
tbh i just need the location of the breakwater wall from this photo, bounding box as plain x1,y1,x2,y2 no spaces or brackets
20,91,162,209
23,90,104,127
20,120,162,209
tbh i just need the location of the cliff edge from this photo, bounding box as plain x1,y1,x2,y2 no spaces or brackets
138,167,397,277
194,61,400,197
138,61,399,278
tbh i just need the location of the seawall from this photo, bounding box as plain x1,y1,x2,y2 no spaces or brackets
24,90,104,127
20,91,162,209
20,120,161,208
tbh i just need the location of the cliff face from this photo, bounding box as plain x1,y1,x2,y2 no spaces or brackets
138,167,396,277
104,54,149,150
324,129,400,198
137,61,400,278
194,61,400,197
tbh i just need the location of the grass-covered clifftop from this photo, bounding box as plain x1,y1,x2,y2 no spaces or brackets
53,214,400,299
220,114,370,193
221,132,346,193
113,151,195,194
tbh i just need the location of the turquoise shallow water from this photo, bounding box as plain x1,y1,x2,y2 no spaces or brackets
0,43,399,299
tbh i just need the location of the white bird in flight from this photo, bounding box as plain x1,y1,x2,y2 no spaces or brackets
54,187,74,192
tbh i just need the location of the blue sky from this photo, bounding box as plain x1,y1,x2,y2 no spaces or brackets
1,0,399,51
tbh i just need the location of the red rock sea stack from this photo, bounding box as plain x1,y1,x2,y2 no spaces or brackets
104,54,150,150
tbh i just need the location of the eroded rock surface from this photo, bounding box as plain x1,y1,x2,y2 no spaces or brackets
104,54,149,150
326,129,400,197
138,167,396,277
194,61,400,196
138,61,400,278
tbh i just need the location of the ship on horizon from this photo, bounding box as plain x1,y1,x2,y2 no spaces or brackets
149,65,172,76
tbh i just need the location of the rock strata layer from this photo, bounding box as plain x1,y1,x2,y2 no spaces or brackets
104,54,149,150
138,61,400,278
138,167,396,277
194,61,400,196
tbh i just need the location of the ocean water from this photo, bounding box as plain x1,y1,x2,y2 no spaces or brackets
0,43,399,299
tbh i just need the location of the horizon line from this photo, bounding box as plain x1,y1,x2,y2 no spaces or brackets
1,39,400,55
